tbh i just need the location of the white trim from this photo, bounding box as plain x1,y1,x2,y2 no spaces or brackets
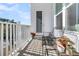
76,4,78,50
64,3,73,10
0,21,16,25
54,4,56,28
62,3,66,28
56,3,73,16
56,10,63,16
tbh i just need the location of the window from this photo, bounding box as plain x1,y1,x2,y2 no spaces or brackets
65,4,76,31
65,3,70,7
56,3,63,14
56,13,63,29
75,3,79,32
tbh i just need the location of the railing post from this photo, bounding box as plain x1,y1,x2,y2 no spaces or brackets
16,25,18,50
10,24,12,54
19,25,22,48
16,24,20,50
16,25,20,49
15,24,17,53
6,24,8,56
0,23,4,56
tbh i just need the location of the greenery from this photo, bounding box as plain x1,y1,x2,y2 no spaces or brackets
57,36,77,55
0,17,17,23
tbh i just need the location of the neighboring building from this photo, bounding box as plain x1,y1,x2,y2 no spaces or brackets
0,18,17,42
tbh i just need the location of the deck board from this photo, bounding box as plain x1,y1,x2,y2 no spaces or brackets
18,38,59,56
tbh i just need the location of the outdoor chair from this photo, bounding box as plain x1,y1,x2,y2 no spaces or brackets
42,32,59,56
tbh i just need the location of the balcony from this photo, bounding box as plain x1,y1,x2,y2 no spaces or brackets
0,3,79,56
17,31,79,56
0,21,79,56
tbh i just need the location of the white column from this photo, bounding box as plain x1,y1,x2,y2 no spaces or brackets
15,24,19,50
18,25,23,47
76,4,78,26
54,3,56,29
10,24,12,54
17,25,20,49
0,23,4,56
63,4,66,30
76,3,79,52
6,24,9,55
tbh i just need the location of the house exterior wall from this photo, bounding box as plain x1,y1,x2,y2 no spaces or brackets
31,3,54,34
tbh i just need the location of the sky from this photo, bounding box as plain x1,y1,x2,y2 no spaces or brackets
0,3,31,25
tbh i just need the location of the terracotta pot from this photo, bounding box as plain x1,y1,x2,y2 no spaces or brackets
31,32,36,39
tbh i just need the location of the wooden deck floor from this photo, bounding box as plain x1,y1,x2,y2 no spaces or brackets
18,38,59,56
18,39,43,56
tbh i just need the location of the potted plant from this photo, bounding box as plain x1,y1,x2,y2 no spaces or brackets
57,36,75,55
31,32,36,39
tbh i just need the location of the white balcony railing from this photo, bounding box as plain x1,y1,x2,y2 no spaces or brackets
0,21,32,56
54,29,63,37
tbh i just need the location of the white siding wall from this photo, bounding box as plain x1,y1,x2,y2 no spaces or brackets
31,3,54,33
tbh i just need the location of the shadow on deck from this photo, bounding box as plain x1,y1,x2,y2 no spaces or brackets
18,34,59,56
18,39,43,56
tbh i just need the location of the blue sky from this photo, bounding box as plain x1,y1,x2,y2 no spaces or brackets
0,3,31,25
